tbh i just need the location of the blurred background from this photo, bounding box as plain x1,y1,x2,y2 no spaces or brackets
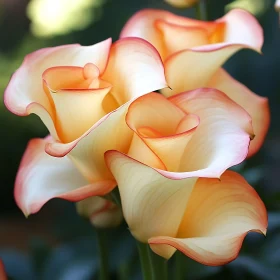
0,0,279,279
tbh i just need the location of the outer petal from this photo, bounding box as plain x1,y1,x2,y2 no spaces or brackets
105,150,197,243
4,39,112,140
149,171,267,265
161,88,253,178
162,44,249,97
120,9,263,60
15,137,116,216
120,9,218,57
63,102,133,183
208,69,270,157
102,37,167,105
0,261,7,280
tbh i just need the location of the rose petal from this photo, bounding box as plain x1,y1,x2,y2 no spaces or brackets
105,150,197,242
208,69,270,157
162,44,249,97
126,92,199,171
102,37,167,104
149,171,267,265
168,88,253,177
42,65,112,142
15,137,116,216
4,38,112,117
62,102,133,183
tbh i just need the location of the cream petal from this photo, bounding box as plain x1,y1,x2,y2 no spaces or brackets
168,88,253,176
149,171,267,265
102,38,167,104
208,69,269,157
162,44,247,97
4,39,112,140
126,92,199,171
5,38,112,116
15,137,116,216
105,150,197,243
56,102,134,183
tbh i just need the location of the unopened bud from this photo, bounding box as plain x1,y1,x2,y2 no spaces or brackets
76,196,123,228
164,0,198,8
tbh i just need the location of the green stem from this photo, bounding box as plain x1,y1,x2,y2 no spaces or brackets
174,252,185,280
149,248,168,280
96,229,110,280
137,242,153,280
195,0,208,21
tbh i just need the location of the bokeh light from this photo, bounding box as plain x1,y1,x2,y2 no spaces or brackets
226,0,270,16
27,0,105,37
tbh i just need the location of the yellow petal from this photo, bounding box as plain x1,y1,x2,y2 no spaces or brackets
149,171,267,265
169,88,253,175
15,136,116,216
102,37,167,105
126,92,199,171
105,150,197,243
208,69,270,157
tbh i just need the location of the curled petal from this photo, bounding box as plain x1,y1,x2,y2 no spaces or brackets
208,69,270,156
102,37,167,105
15,137,116,216
120,9,263,60
105,150,197,242
162,44,247,97
149,171,267,265
64,102,133,183
4,38,112,117
126,92,199,171
168,88,253,177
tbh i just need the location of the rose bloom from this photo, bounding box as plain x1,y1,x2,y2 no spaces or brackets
105,90,267,265
4,38,167,215
120,8,270,157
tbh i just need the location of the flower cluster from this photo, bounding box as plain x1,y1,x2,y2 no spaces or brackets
5,9,269,265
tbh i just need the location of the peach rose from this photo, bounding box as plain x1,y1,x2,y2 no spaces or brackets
120,9,270,156
105,89,267,265
5,38,167,215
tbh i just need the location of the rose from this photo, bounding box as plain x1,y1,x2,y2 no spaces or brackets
104,89,267,265
164,0,198,8
120,9,270,156
5,38,167,215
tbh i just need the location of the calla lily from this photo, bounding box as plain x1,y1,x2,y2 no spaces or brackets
5,38,167,214
77,196,123,228
120,8,270,156
106,153,267,265
104,88,260,246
